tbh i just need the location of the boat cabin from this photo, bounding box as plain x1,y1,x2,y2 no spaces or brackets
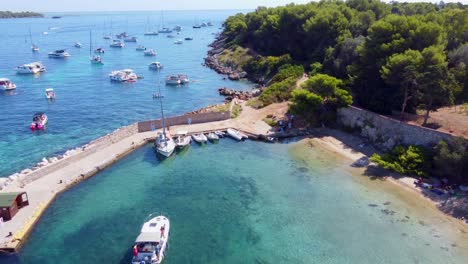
0,192,29,221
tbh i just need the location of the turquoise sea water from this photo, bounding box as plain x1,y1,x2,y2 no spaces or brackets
0,10,251,177
1,139,467,263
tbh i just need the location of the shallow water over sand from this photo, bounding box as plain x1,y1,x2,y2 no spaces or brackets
1,139,467,263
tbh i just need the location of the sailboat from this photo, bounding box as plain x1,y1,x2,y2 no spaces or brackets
158,11,172,33
144,17,159,36
103,20,112,39
29,28,39,52
89,31,103,65
154,68,175,157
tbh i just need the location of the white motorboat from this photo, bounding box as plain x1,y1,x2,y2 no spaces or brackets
31,45,40,52
131,215,170,264
110,40,125,48
45,88,55,99
153,93,164,99
30,112,48,131
192,133,207,143
144,31,159,36
48,49,71,58
201,22,207,27
174,131,191,149
0,78,16,91
103,35,112,39
207,132,219,142
116,32,128,39
227,128,248,141
74,42,83,48
15,64,40,74
174,39,183,44
29,28,39,52
215,131,225,138
173,25,182,32
165,75,181,85
178,74,189,84
136,45,146,51
124,36,138,42
90,31,104,65
109,69,138,82
158,28,172,34
30,62,46,72
184,37,193,41
155,131,176,157
149,62,163,70
144,49,157,56
95,47,105,53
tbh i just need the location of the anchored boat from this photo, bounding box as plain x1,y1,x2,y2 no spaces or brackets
132,215,170,264
149,62,163,70
48,49,71,58
0,78,16,91
30,112,48,131
109,69,138,82
45,88,55,99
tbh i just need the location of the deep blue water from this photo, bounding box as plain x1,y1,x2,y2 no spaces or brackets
0,10,251,177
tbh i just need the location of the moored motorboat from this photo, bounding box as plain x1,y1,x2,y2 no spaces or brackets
109,69,138,82
31,44,39,52
0,78,16,91
153,93,164,99
165,75,181,85
95,47,105,53
131,215,170,264
90,55,103,64
124,36,138,42
30,112,48,131
144,49,157,56
136,45,146,51
144,31,159,36
201,22,208,27
149,62,163,70
174,39,183,44
207,132,219,142
30,62,46,72
158,28,172,33
192,133,207,143
48,49,71,58
178,74,189,84
110,40,125,48
174,131,191,149
173,25,182,32
215,131,225,138
116,32,128,39
16,64,40,74
45,88,55,99
193,24,201,29
74,42,82,48
184,37,193,41
227,128,248,141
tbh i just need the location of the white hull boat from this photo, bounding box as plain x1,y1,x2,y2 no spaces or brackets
132,215,170,264
95,48,105,54
30,112,48,131
149,62,163,70
109,69,138,82
16,64,40,74
215,131,225,138
165,75,181,85
227,128,248,141
90,55,103,64
0,78,16,91
174,39,183,44
74,42,83,48
174,135,191,149
124,37,138,42
192,133,207,143
155,131,176,157
110,40,125,48
144,49,157,56
144,31,159,36
45,88,55,99
178,74,189,84
48,49,71,58
207,132,219,142
30,62,46,72
158,28,172,33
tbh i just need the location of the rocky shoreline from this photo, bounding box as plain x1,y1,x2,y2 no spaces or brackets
204,34,247,80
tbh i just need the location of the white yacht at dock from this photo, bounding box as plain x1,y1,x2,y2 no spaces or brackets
131,215,170,264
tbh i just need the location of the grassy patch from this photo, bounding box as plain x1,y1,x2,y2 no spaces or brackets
231,104,243,118
212,103,230,113
262,117,277,127
246,98,265,109
218,45,252,72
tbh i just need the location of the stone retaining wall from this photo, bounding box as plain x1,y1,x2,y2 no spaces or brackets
138,111,230,132
337,106,453,150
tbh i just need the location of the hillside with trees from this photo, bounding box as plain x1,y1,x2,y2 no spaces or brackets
218,0,468,125
0,11,43,18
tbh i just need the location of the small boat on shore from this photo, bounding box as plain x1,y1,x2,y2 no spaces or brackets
16,64,40,74
207,132,219,142
174,131,191,149
131,215,170,264
45,88,55,99
227,128,247,141
192,133,207,143
144,49,157,56
0,78,16,91
149,62,163,70
30,112,48,131
48,49,71,58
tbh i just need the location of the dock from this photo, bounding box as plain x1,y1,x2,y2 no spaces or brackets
0,102,289,252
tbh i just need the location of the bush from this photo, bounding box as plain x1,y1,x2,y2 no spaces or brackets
370,145,432,177
259,77,296,105
271,64,304,83
433,138,468,184
289,89,324,123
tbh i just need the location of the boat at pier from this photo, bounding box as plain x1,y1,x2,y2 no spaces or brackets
30,112,48,131
109,69,138,82
154,67,175,158
192,133,207,143
0,78,16,90
207,132,219,142
227,128,248,141
174,131,191,149
215,131,225,138
45,88,55,99
48,49,71,58
131,215,170,264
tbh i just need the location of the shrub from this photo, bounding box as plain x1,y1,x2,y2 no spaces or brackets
271,64,304,83
259,77,296,105
433,138,468,183
370,145,432,177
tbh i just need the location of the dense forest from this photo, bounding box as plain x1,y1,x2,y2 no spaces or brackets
222,0,468,123
0,11,43,18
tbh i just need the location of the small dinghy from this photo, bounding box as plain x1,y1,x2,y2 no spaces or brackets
153,93,164,99
207,132,219,142
192,133,207,143
30,112,48,131
45,88,55,99
227,128,247,141
215,131,225,138
131,214,170,264
174,131,191,149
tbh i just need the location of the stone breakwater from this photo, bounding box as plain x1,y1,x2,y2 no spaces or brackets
204,34,247,80
0,124,138,190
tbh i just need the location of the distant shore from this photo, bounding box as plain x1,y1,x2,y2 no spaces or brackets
0,11,43,19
